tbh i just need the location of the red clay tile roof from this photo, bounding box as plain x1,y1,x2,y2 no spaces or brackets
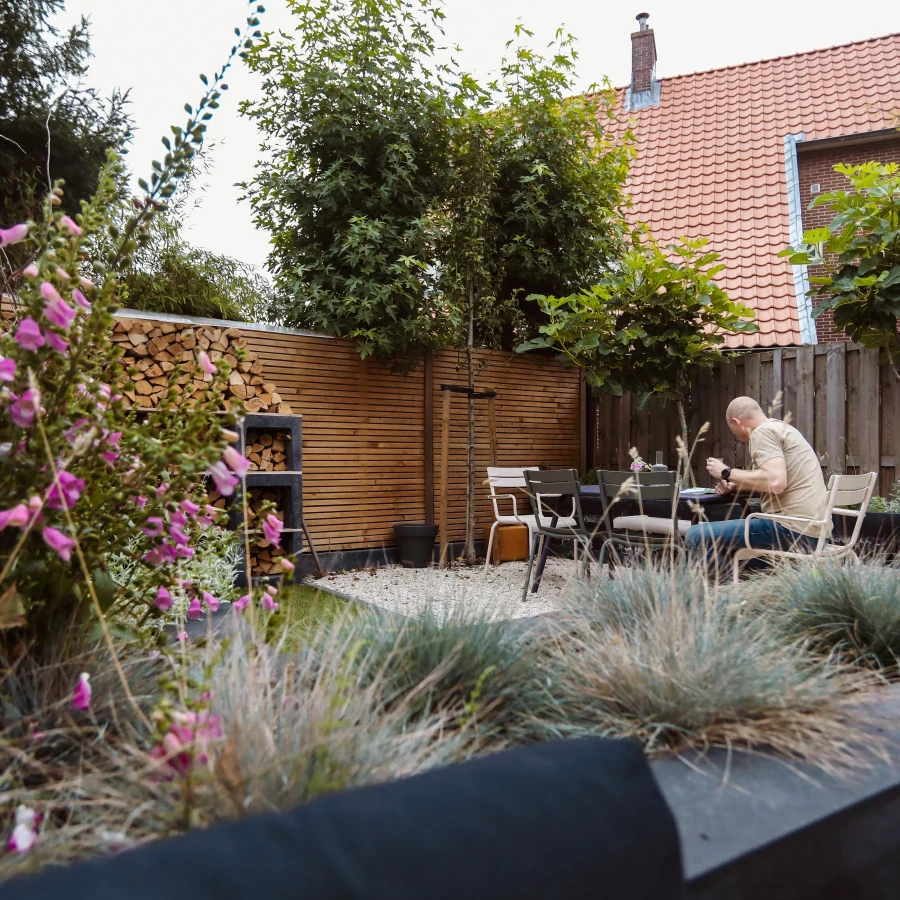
611,32,900,347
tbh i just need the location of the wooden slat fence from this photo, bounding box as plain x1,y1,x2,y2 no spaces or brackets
241,332,582,552
591,343,899,496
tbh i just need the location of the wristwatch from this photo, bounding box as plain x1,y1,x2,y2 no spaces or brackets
721,467,732,482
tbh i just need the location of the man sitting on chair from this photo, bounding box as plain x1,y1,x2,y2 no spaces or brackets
685,396,827,576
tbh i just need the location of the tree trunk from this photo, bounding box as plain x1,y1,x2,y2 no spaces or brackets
675,395,695,487
464,283,476,564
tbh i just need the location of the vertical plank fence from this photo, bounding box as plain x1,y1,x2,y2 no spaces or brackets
591,343,899,496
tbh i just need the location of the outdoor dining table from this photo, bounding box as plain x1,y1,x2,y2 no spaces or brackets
529,485,759,593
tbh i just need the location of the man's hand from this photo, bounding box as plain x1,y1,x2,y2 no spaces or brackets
715,480,736,496
706,457,728,481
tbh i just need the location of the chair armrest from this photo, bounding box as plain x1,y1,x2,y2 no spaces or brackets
491,493,527,525
742,512,830,549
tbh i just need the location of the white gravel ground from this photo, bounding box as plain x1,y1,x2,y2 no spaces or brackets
312,557,584,621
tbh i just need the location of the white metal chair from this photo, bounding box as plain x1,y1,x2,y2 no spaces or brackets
484,466,576,573
731,471,878,583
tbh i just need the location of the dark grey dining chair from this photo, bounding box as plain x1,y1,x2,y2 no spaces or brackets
522,468,594,600
596,470,688,568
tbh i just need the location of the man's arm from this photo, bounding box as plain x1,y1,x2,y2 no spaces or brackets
706,457,787,495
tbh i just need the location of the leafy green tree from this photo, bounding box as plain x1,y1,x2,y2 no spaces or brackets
241,5,634,555
0,0,131,227
780,162,900,363
115,150,274,322
519,235,758,478
492,27,633,345
240,0,453,370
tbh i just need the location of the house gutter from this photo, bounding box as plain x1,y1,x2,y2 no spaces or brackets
783,132,817,345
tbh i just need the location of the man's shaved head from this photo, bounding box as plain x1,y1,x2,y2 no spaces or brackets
726,396,764,422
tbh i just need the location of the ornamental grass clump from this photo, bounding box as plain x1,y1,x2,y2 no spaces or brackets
747,559,900,673
0,621,461,880
349,605,535,742
528,562,875,766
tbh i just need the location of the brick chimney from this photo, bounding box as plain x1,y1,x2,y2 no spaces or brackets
631,12,656,93
627,12,659,110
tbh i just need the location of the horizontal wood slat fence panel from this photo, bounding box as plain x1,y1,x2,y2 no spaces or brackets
242,333,582,552
591,343,899,497
431,351,582,545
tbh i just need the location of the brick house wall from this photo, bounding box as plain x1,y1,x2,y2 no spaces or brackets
797,136,900,342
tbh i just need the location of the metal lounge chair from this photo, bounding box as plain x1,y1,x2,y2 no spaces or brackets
731,471,878,582
522,468,592,600
596,469,687,569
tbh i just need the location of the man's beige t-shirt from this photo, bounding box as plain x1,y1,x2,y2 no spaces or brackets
749,419,827,536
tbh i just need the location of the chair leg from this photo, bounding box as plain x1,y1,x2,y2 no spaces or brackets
579,539,591,581
522,533,538,602
483,521,499,576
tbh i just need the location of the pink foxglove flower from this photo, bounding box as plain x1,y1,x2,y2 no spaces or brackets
279,557,295,574
22,263,39,278
187,596,203,620
46,470,85,510
59,215,83,236
0,356,16,382
40,280,61,302
176,545,194,559
71,287,91,311
55,267,71,281
79,276,94,290
209,461,238,497
14,317,44,351
0,223,28,247
155,586,174,612
198,350,215,377
169,525,190,547
142,517,164,537
7,806,38,854
181,499,200,517
71,672,91,710
134,495,148,509
222,446,251,479
10,388,40,428
0,504,29,531
44,293,76,330
263,513,283,547
106,431,122,447
101,450,119,467
169,509,188,528
262,593,279,612
44,330,68,355
28,495,42,511
233,594,250,611
43,525,75,562
203,591,220,613
176,631,188,642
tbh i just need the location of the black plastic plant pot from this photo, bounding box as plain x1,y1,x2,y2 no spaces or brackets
394,524,439,568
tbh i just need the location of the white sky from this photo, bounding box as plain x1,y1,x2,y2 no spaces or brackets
67,0,900,272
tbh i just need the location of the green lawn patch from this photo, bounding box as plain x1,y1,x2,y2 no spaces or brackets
280,583,361,649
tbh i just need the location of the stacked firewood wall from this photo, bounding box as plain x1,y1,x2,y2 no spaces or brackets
111,318,294,414
245,430,292,472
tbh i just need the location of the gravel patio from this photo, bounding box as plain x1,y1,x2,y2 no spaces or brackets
312,557,582,620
